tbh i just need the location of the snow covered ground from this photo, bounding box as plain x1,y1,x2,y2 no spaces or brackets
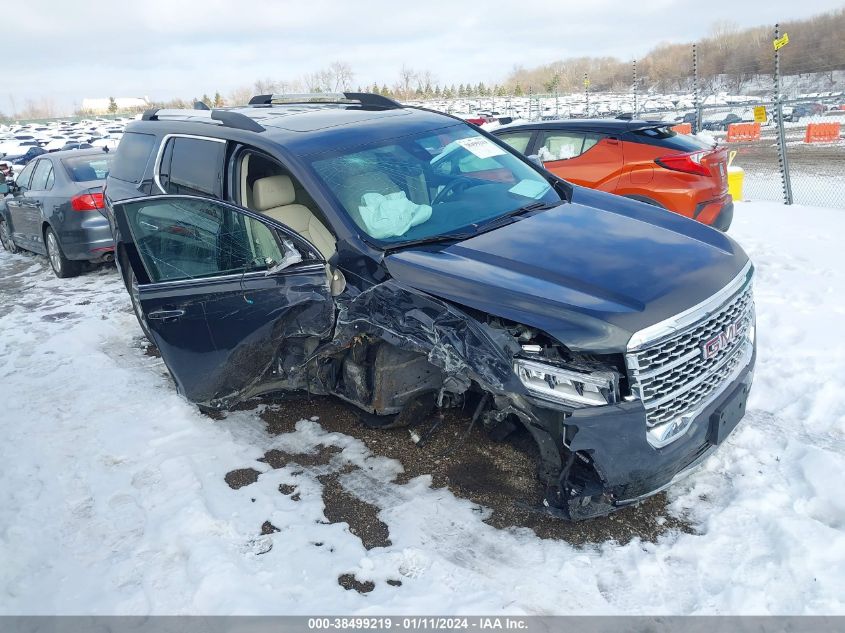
0,200,844,615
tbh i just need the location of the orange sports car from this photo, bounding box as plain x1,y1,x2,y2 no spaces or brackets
493,118,733,230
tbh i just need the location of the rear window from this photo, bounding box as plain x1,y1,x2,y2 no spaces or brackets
110,132,156,183
158,136,225,198
63,154,114,182
627,127,710,152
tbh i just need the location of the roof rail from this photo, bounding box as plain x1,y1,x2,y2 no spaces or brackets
248,92,402,109
140,108,264,132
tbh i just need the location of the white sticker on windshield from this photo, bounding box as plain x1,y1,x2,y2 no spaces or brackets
509,179,551,199
455,137,506,159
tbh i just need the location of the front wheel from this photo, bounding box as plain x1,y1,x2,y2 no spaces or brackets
45,227,81,278
0,218,19,253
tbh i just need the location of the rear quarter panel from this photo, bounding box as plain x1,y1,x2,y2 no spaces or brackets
616,140,727,217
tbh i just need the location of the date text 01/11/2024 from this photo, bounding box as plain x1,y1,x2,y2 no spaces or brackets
307,617,529,630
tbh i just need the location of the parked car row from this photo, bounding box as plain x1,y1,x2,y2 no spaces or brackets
0,118,128,165
1,94,756,521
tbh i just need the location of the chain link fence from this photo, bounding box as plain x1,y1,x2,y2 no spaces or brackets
781,97,845,207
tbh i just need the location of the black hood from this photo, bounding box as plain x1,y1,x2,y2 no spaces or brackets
385,186,749,353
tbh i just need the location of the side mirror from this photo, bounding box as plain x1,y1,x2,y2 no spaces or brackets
527,154,544,168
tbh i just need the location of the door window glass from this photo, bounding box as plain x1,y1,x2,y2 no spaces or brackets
496,131,533,154
15,161,36,191
110,132,156,183
537,132,586,161
158,137,225,197
123,198,300,283
30,160,53,191
581,133,604,154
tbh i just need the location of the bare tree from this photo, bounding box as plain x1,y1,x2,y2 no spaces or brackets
396,64,418,100
328,61,354,92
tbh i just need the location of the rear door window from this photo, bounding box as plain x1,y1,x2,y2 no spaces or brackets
536,131,606,161
158,136,226,198
537,131,586,161
110,132,156,183
29,159,53,191
496,131,533,154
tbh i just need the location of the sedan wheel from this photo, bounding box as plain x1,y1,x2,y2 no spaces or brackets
45,227,81,278
0,219,19,253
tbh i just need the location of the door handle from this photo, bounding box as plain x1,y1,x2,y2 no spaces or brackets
148,309,185,321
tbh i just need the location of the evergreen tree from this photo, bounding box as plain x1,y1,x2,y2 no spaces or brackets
107,97,118,114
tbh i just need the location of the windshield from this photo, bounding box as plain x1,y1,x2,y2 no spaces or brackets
309,124,563,245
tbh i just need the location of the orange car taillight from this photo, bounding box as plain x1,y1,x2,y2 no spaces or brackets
70,192,105,211
655,151,712,177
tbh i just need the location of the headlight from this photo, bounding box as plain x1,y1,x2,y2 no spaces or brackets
514,358,619,408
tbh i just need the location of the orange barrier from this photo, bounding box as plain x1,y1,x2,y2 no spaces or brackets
726,122,761,142
804,122,841,143
672,123,692,134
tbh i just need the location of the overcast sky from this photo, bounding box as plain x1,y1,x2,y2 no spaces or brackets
6,0,844,114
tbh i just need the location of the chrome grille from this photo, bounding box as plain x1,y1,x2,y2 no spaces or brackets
627,268,755,446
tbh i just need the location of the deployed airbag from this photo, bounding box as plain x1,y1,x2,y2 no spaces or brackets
358,191,432,239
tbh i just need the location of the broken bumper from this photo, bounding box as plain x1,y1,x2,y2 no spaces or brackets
538,344,755,520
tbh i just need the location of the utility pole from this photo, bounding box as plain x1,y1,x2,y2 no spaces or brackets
693,44,700,134
632,60,638,117
774,23,793,204
584,73,590,117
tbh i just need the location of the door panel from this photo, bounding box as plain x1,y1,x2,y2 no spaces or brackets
115,195,334,406
21,159,54,248
6,161,36,244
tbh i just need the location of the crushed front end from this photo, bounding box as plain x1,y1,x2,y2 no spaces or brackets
502,262,756,520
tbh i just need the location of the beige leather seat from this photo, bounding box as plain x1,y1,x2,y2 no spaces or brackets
252,175,337,260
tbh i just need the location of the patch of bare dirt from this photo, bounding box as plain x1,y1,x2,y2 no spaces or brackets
254,395,694,545
319,471,391,550
224,468,260,490
337,574,375,594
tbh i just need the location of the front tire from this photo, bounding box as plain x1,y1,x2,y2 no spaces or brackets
45,226,81,278
0,217,19,253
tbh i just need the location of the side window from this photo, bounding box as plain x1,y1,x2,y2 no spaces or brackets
15,161,36,191
537,132,586,162
30,160,53,191
111,132,156,183
496,131,533,154
158,136,225,197
45,166,55,190
122,198,302,283
581,133,604,154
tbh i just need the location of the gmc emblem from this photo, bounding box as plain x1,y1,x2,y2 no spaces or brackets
701,321,740,360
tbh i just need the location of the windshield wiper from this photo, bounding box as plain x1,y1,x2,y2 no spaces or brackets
383,230,477,251
383,201,563,252
473,200,562,233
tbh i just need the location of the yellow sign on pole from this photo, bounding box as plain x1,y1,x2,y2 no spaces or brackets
773,33,789,50
754,106,768,123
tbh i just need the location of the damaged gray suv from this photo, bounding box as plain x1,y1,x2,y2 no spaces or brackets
104,93,756,520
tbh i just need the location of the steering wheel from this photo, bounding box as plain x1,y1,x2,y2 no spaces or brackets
433,176,474,205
